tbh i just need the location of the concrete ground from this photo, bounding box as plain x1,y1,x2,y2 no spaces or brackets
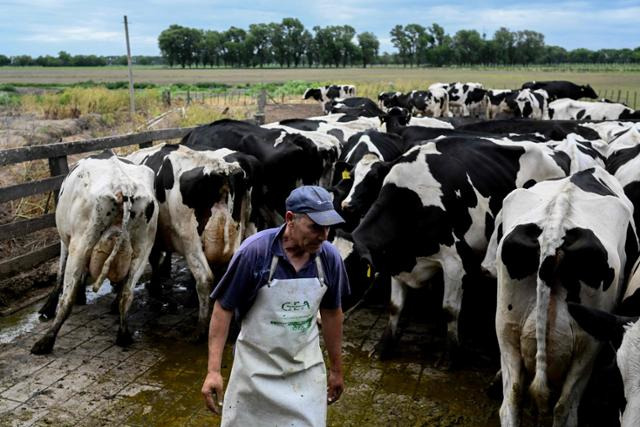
0,276,501,427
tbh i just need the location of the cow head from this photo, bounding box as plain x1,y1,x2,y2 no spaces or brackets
380,107,411,134
581,85,598,99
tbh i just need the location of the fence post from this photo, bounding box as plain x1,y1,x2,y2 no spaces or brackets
254,89,266,125
617,90,622,102
48,155,69,204
634,92,637,110
187,90,191,105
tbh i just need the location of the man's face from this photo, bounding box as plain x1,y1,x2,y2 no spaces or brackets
287,213,330,253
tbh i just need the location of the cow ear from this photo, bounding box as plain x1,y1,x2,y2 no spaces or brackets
568,302,636,348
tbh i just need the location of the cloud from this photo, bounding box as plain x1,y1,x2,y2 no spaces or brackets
23,26,122,43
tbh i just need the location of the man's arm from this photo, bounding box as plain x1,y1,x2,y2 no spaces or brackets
320,307,344,404
201,301,234,414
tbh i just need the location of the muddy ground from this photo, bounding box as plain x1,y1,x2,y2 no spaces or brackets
0,257,504,427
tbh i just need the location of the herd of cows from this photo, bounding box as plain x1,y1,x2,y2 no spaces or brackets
26,79,640,426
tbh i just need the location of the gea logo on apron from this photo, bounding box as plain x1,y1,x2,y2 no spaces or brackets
281,300,311,311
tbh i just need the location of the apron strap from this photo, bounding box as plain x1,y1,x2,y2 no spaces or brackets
267,254,326,287
267,255,279,284
315,255,326,287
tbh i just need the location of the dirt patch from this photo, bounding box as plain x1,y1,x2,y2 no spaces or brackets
265,102,323,123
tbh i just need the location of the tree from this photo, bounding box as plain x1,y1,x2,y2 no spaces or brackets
491,27,516,64
357,32,379,68
158,25,202,68
452,29,484,64
0,54,9,66
390,25,410,66
270,23,287,67
281,18,305,67
428,23,446,47
12,55,34,66
332,25,357,67
201,30,223,67
514,30,545,64
313,26,336,67
301,30,315,66
222,27,248,67
404,24,432,66
246,24,271,67
58,51,72,66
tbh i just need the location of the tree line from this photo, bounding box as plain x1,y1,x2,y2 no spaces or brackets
156,20,640,67
0,52,164,67
2,18,639,67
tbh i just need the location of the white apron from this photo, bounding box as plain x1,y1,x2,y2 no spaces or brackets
221,255,328,427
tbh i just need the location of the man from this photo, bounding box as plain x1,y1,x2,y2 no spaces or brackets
201,185,350,426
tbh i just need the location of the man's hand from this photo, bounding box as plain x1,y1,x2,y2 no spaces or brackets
201,371,224,414
327,368,344,404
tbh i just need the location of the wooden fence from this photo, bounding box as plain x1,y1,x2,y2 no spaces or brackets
0,127,197,281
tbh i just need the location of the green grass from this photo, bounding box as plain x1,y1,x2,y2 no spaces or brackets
1,65,639,107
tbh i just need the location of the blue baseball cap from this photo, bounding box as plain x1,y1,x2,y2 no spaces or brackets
286,186,345,226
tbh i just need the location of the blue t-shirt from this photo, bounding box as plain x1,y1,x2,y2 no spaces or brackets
210,225,350,319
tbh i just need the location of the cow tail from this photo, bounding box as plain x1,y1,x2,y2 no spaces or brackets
92,192,132,292
529,183,571,415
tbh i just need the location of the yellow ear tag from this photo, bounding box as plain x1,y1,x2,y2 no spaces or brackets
342,169,351,180
366,264,372,278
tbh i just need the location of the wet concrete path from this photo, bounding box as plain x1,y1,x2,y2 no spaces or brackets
0,275,501,426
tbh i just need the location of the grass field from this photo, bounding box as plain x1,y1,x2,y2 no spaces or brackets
1,66,639,100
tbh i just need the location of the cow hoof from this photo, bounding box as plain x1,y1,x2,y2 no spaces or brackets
116,329,133,347
31,336,54,354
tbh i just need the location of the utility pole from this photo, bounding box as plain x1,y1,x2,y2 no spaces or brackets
124,15,135,118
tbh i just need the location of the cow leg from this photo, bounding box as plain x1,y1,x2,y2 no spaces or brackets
183,247,214,342
74,272,87,305
497,323,525,427
31,241,88,354
440,255,465,366
39,241,69,320
110,281,123,314
552,339,600,427
116,277,135,347
377,277,408,359
146,245,165,300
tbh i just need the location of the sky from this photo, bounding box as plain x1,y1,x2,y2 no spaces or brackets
1,0,638,57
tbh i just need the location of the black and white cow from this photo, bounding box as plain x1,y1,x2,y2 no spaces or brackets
568,299,640,427
182,119,328,221
482,167,638,426
507,88,550,120
32,152,159,354
262,119,341,186
303,84,356,103
324,97,385,117
456,119,601,142
522,80,598,101
412,87,451,117
444,82,486,117
606,124,640,233
549,99,640,120
351,137,571,360
127,143,253,340
378,91,414,111
380,106,453,135
486,89,517,119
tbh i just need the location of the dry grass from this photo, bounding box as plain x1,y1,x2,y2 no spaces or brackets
1,66,639,96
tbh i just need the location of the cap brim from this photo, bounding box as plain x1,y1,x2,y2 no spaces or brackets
307,210,345,226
